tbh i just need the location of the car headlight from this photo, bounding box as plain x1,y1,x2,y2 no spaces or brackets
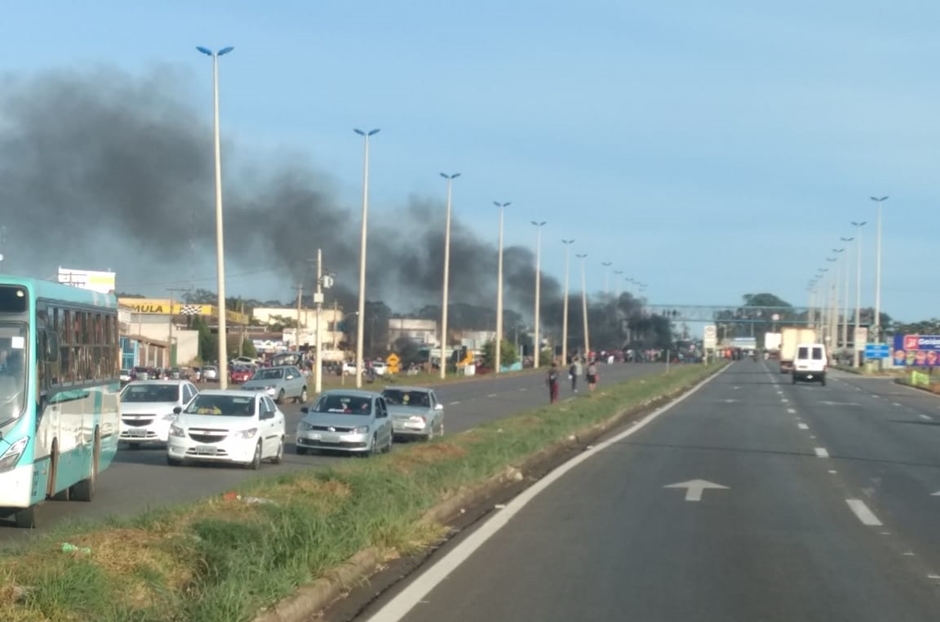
0,436,29,472
409,415,426,423
298,422,314,431
236,428,258,439
169,425,186,438
352,426,369,434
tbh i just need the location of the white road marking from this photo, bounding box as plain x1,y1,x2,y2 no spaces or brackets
798,423,809,430
487,393,497,398
519,387,527,391
928,574,940,580
810,435,817,439
846,499,883,526
814,447,829,458
872,395,880,399
828,470,837,474
787,408,796,414
904,551,915,556
448,401,460,405
781,398,789,403
919,414,932,421
893,402,901,407
361,364,731,622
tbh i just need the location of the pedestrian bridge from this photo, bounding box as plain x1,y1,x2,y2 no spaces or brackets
644,305,871,326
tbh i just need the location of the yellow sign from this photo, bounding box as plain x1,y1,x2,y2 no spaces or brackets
386,353,401,374
117,298,247,323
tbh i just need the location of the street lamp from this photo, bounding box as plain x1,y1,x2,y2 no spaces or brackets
439,172,460,379
196,45,234,389
831,248,844,348
851,221,867,367
352,128,380,388
531,220,546,368
561,239,575,365
840,236,854,354
870,196,889,343
493,201,511,373
577,253,590,358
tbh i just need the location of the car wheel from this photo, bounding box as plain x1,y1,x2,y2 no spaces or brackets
438,418,445,437
13,506,36,529
384,432,393,453
277,390,285,405
69,430,100,502
820,376,827,387
247,441,262,470
271,437,284,464
299,387,308,403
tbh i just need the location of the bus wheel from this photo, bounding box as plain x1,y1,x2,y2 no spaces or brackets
48,441,69,501
13,506,36,529
70,430,100,502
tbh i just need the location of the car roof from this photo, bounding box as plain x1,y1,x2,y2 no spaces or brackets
319,389,381,398
383,385,433,393
125,380,186,386
196,389,263,398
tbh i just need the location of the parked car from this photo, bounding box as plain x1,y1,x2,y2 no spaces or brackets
167,390,286,468
240,365,308,404
202,366,219,382
295,390,393,455
119,380,199,448
381,386,444,441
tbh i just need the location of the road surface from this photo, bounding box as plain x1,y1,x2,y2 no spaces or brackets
357,361,940,622
0,363,665,545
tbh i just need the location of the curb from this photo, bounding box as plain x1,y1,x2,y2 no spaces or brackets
893,378,940,397
251,364,726,622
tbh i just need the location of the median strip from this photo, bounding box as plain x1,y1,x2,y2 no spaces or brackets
0,362,726,622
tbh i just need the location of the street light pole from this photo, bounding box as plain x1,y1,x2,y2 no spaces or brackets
439,173,460,379
314,248,324,395
531,220,546,368
493,202,510,373
561,239,575,365
831,248,844,348
852,221,867,368
353,128,379,388
196,45,234,389
840,236,854,354
871,196,888,343
577,253,590,358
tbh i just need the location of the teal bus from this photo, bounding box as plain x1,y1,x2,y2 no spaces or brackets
0,277,120,528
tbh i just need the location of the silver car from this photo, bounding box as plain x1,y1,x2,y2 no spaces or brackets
240,365,308,404
295,390,393,455
381,386,444,441
119,380,199,448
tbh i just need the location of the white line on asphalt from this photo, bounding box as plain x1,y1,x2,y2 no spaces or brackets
828,470,837,474
798,423,809,430
810,435,817,439
893,402,901,407
904,551,915,556
787,408,796,414
919,414,933,421
519,388,527,391
361,363,732,622
872,395,880,399
846,499,883,526
448,401,460,405
487,393,497,398
814,447,829,458
928,574,940,580
880,531,891,536
781,398,789,403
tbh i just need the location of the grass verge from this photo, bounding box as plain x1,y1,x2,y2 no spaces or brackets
1,362,725,622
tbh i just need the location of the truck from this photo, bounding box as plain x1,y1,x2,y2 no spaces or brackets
779,327,817,373
764,332,782,357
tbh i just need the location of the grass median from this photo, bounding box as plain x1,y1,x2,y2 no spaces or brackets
1,362,725,622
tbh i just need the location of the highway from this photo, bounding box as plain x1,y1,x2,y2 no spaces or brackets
357,361,940,622
0,363,665,545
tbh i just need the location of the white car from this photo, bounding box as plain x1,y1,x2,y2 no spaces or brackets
119,380,199,448
167,390,286,469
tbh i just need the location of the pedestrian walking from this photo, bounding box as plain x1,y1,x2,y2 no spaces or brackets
586,359,598,393
547,362,560,403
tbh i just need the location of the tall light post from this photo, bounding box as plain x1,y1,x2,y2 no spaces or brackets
871,196,888,343
437,173,460,379
816,268,828,329
852,220,867,367
353,128,380,388
577,253,590,358
561,239,575,364
531,220,546,367
831,248,844,348
824,257,837,346
196,45,234,388
840,236,854,353
493,201,511,373
601,262,612,298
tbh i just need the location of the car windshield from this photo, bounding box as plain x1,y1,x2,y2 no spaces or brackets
313,394,373,415
121,384,179,403
183,394,256,417
252,368,284,381
0,323,28,423
382,389,431,407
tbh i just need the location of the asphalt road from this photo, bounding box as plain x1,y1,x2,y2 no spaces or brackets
0,362,666,545
357,361,940,622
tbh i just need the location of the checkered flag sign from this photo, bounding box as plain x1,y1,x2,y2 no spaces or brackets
179,304,201,316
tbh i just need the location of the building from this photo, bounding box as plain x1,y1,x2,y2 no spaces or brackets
252,306,347,356
388,318,438,346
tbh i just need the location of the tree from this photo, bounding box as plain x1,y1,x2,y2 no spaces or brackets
239,338,257,358
482,339,519,370
191,316,216,363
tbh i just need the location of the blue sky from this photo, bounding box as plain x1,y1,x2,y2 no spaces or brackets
2,0,939,322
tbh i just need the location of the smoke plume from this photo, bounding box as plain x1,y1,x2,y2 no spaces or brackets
0,66,605,332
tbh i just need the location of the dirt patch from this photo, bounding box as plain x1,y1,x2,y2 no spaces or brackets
388,443,467,473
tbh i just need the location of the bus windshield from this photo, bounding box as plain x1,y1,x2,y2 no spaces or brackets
0,323,28,423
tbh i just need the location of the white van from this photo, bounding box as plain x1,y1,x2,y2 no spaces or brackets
793,343,827,386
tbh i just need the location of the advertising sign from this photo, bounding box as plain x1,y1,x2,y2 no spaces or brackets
703,325,717,349
892,334,940,367
57,267,116,294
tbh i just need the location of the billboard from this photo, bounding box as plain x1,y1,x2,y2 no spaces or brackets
891,334,940,367
57,267,116,294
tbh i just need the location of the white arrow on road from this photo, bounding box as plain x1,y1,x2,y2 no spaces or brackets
931,491,940,497
664,479,729,502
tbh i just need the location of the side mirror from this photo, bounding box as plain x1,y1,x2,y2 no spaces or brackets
300,407,309,414
173,406,182,414
435,403,444,411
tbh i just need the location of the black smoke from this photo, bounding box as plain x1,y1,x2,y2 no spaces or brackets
0,66,652,344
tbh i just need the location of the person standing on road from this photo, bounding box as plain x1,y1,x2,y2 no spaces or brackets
586,359,598,393
547,362,560,403
570,357,583,393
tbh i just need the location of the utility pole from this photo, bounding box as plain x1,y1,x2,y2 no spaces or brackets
332,300,339,350
314,249,325,395
167,287,190,367
294,282,304,350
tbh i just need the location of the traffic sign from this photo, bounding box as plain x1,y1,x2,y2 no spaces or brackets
864,344,890,359
703,324,717,349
